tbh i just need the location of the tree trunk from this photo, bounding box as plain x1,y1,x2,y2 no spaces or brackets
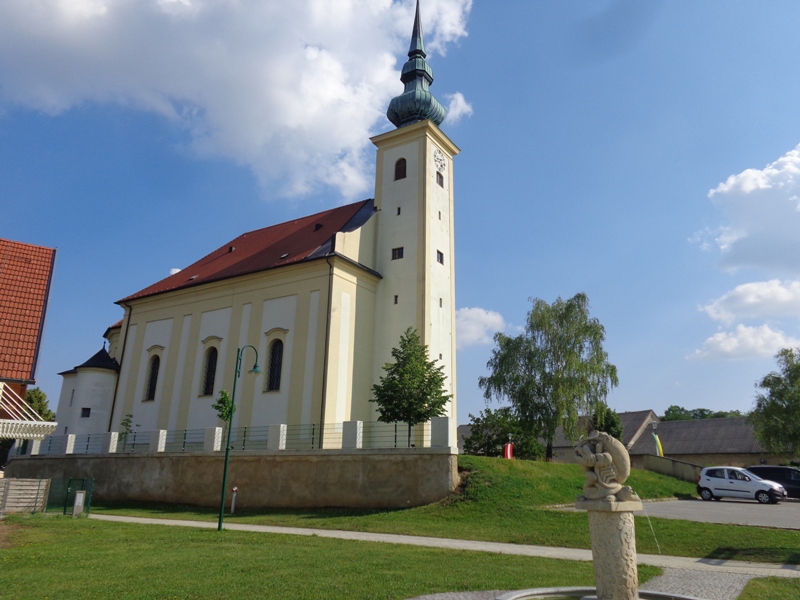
545,441,553,461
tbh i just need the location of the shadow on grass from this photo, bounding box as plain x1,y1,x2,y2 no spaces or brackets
704,547,800,565
94,500,399,521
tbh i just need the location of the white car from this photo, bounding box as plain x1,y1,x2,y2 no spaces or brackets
697,466,788,504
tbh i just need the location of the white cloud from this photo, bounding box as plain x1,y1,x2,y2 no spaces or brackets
701,279,800,324
456,307,505,350
443,92,473,125
169,267,182,275
0,0,471,199
705,145,800,273
689,324,800,360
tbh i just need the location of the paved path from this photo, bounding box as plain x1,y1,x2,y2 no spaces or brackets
90,514,800,600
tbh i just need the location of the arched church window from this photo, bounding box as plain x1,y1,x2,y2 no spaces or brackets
202,347,218,396
394,158,407,180
145,355,160,401
267,340,284,392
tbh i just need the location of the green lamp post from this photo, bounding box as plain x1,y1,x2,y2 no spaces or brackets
218,344,262,531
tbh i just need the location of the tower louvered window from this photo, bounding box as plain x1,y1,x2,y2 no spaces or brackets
394,158,407,180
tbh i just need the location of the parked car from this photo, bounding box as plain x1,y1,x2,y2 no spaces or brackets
746,465,800,499
696,466,787,504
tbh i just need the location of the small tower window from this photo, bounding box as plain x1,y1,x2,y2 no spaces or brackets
436,172,444,187
439,298,443,308
202,347,218,396
145,355,160,401
392,247,404,260
438,211,441,220
81,407,91,418
394,295,399,304
436,250,444,265
397,207,401,216
394,158,407,180
267,340,284,392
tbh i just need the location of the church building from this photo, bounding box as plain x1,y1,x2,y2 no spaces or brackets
55,1,459,448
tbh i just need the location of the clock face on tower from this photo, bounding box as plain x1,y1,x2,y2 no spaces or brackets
433,148,447,173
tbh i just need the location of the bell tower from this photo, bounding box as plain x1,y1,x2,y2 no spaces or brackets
371,0,459,428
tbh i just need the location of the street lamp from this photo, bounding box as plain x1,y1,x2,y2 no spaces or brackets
218,344,262,531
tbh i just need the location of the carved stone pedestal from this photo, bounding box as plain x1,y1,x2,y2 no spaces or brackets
575,498,643,600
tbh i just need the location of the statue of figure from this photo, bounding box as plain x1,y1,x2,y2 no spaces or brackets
575,431,637,502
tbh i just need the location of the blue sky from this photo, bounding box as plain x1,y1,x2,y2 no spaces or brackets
4,0,800,423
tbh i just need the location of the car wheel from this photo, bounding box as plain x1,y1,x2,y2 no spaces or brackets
756,490,771,504
700,488,714,501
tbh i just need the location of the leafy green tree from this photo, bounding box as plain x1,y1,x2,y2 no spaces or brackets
662,405,744,421
371,327,451,447
463,407,544,460
479,293,618,460
662,405,692,421
25,387,55,421
589,403,623,441
212,390,235,429
750,347,800,455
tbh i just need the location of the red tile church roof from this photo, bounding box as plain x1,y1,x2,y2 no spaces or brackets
0,238,57,384
119,199,374,303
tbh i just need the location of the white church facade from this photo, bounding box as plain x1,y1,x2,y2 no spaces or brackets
54,4,459,449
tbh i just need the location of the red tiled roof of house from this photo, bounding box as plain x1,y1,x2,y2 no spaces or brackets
0,239,57,384
119,199,375,303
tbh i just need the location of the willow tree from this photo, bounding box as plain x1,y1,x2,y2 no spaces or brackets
479,293,618,460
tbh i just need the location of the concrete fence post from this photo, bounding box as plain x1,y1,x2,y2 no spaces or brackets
29,440,42,456
204,427,222,452
105,432,119,454
64,434,76,455
430,417,452,448
267,424,287,450
342,421,363,449
149,430,167,453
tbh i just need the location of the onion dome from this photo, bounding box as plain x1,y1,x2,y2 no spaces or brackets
387,0,446,128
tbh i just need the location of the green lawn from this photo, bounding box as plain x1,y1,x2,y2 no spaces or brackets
94,456,800,564
0,515,662,600
738,577,800,599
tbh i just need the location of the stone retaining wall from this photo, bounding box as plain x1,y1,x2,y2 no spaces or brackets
5,448,459,509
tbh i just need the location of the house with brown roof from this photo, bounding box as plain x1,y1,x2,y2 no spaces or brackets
52,6,460,447
0,238,58,440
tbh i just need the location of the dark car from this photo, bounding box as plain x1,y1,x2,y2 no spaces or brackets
747,465,800,499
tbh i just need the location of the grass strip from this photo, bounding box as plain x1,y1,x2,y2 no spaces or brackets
93,456,800,564
0,515,661,600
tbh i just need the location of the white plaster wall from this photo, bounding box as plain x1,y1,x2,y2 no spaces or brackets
167,314,193,430
71,369,117,436
55,374,78,436
111,323,137,430
186,308,232,430
301,291,320,426
335,291,352,424
134,318,174,431
251,295,297,427
373,139,421,388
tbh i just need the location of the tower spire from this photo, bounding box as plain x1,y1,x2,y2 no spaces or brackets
386,0,446,129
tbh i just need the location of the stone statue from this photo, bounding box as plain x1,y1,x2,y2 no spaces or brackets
575,431,638,503
575,431,642,600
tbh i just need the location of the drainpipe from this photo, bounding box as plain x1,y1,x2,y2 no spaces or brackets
107,302,132,432
318,256,335,449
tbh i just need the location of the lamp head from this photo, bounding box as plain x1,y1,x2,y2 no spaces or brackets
248,363,263,376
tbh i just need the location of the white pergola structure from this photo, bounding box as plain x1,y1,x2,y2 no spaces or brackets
0,383,57,440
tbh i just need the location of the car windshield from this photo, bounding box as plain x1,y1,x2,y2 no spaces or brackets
741,469,762,481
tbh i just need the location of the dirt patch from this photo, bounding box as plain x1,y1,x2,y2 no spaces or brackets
0,519,22,549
